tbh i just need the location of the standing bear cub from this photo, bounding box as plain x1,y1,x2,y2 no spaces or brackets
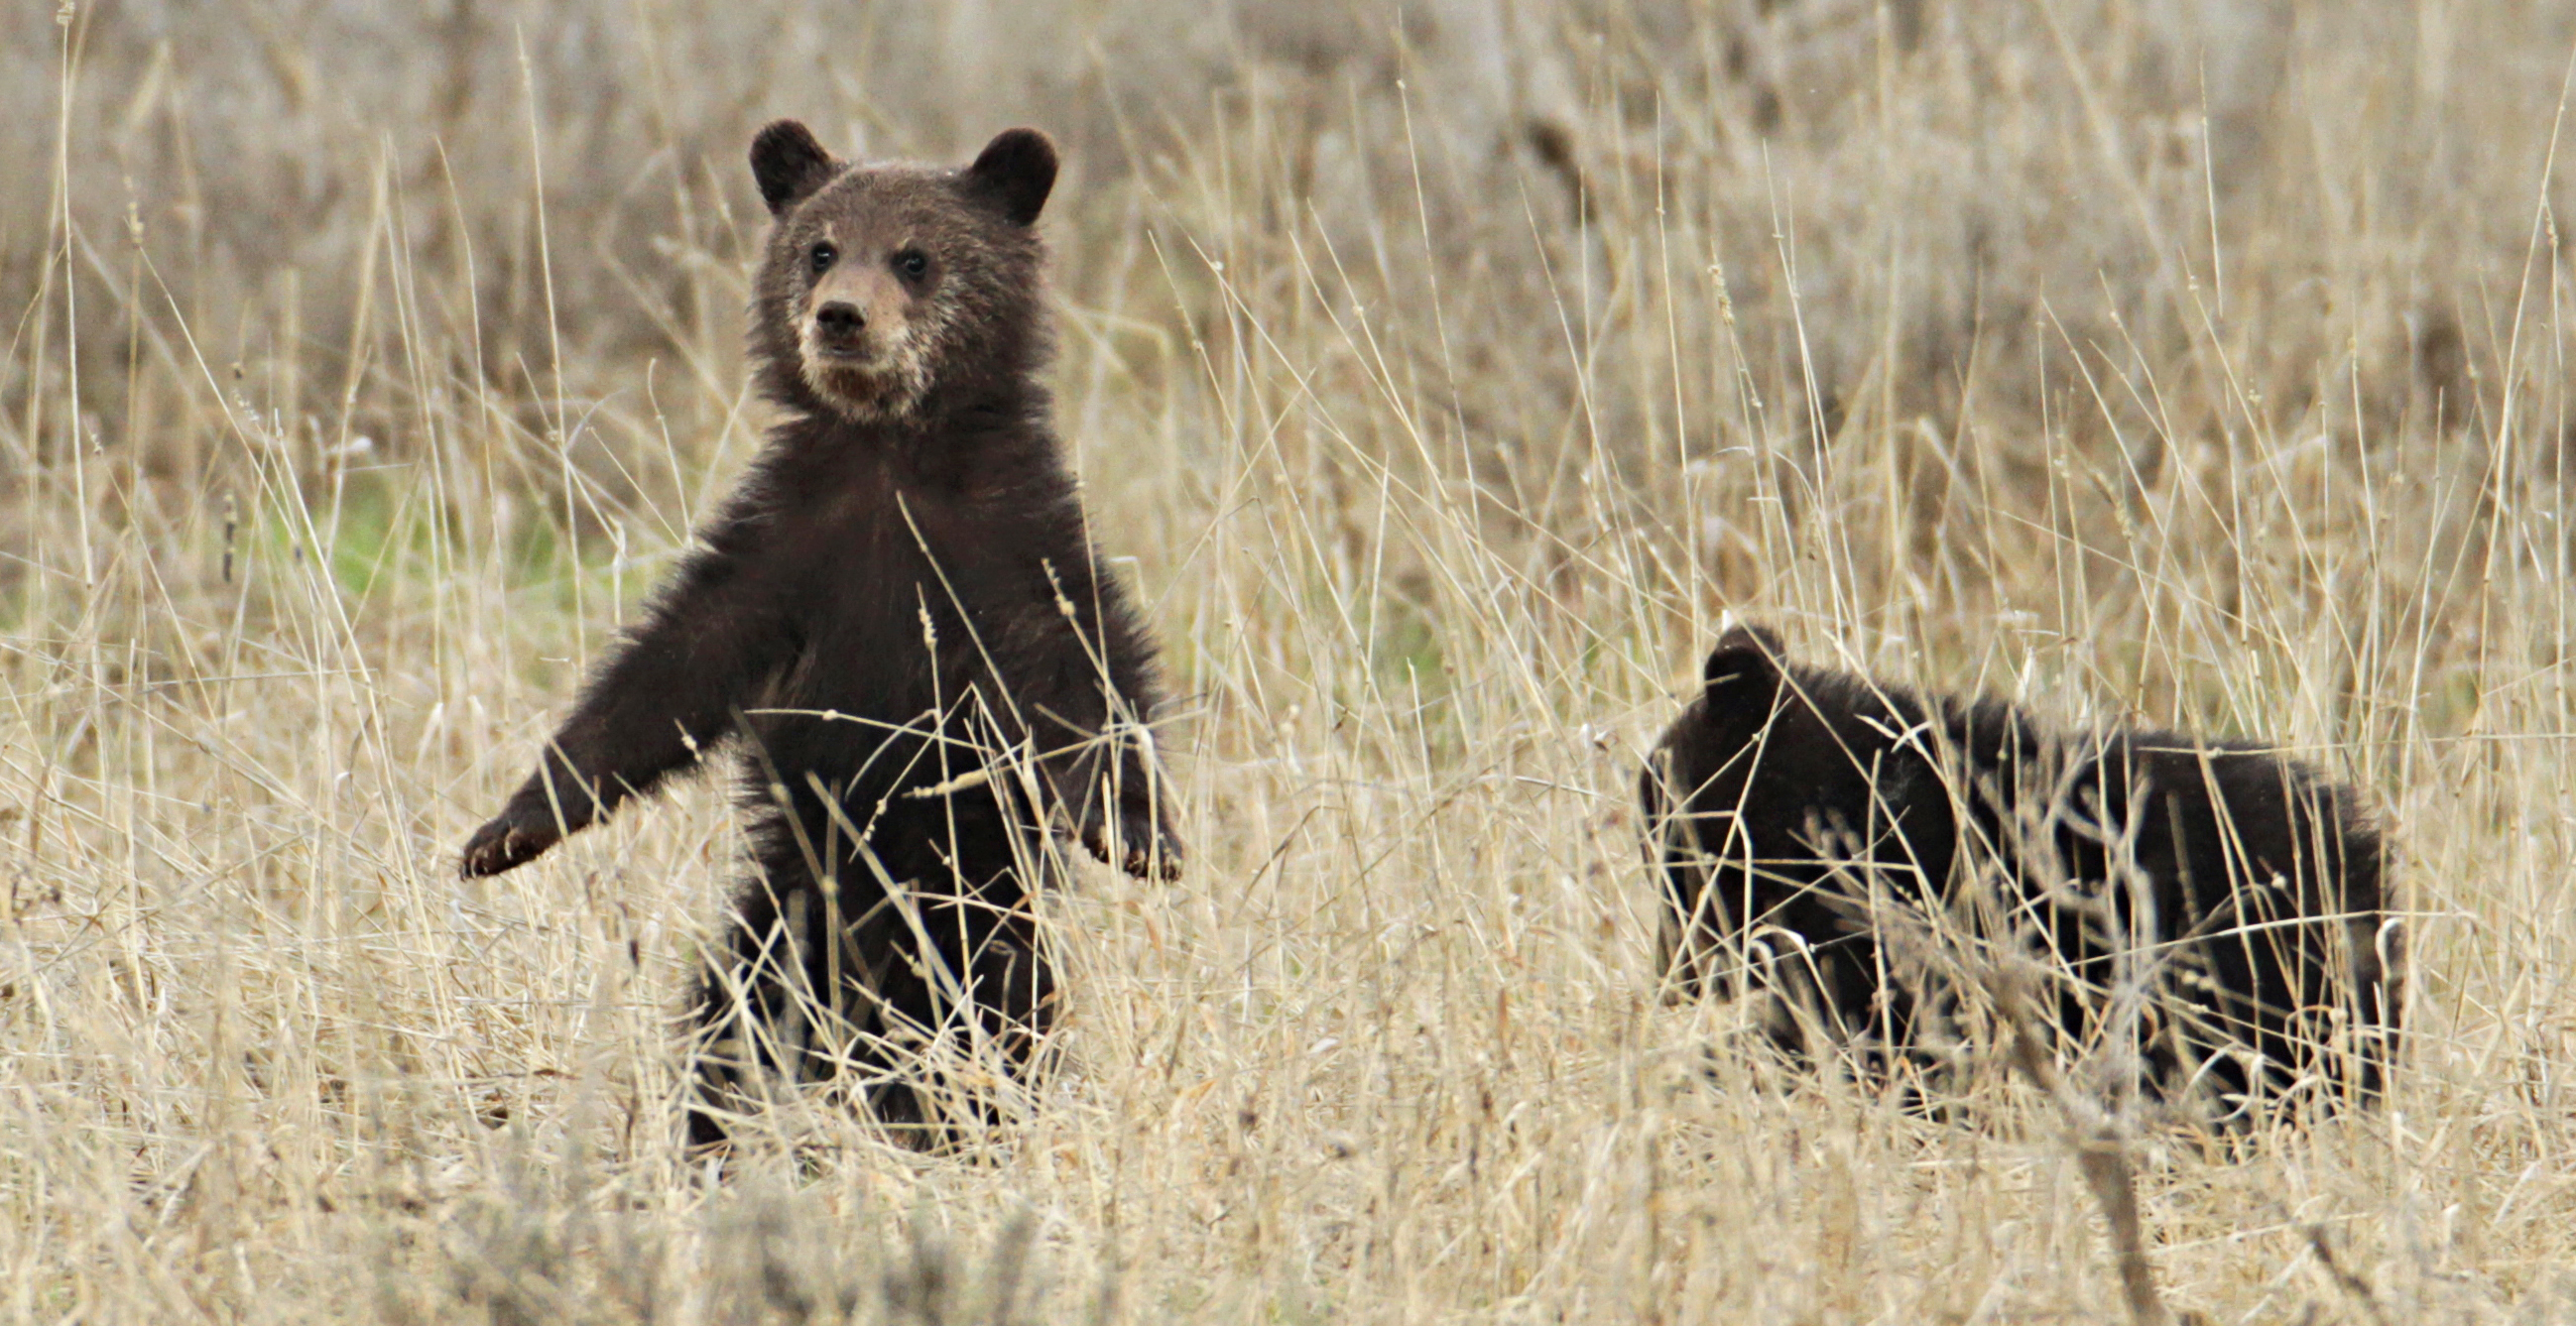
462,121,1180,1147
1641,625,2400,1119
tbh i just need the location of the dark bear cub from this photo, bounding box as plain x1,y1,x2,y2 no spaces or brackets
1640,624,2400,1119
461,121,1180,1148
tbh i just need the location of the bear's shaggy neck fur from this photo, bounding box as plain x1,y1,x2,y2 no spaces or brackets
752,324,1057,492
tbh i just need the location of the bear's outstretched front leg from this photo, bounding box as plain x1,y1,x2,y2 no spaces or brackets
462,529,795,878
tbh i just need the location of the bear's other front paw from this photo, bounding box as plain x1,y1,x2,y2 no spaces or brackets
1079,808,1184,881
459,808,563,878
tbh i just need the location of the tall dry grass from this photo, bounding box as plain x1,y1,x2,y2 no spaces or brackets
4,0,2574,1320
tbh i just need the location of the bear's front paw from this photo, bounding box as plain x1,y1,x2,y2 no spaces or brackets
1079,808,1184,881
459,807,563,878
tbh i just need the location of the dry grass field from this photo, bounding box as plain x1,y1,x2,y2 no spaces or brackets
5,1,2576,1320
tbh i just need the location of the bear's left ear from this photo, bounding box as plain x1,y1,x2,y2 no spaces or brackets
751,119,838,216
1702,623,1785,693
967,128,1058,227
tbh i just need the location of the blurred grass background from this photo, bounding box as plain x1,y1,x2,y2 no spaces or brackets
4,1,2575,1320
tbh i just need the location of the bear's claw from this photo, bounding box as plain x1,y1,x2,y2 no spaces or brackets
1079,811,1183,881
459,811,561,878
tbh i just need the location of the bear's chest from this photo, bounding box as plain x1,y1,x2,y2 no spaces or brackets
776,484,1054,694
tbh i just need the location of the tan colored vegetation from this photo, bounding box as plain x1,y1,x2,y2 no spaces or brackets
4,1,2574,1319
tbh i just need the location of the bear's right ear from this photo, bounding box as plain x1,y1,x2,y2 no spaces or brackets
750,119,837,216
966,128,1058,227
1702,623,1785,693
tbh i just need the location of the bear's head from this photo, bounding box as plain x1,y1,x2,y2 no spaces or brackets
747,120,1058,421
1642,622,1958,998
1645,622,1941,850
1647,622,1793,820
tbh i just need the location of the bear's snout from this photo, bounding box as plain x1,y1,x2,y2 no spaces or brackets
801,262,910,364
807,298,878,363
813,301,866,338
794,262,933,417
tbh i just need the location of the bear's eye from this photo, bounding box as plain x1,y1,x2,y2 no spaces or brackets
808,241,837,274
892,249,929,280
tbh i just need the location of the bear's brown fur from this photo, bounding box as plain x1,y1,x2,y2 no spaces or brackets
461,121,1179,1148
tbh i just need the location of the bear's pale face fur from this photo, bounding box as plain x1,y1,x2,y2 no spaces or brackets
747,121,1056,422
789,178,955,418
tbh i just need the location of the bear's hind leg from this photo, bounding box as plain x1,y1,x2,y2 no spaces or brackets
683,834,855,1149
863,854,1058,1145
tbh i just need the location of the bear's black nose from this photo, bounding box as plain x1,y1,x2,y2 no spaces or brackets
814,301,865,334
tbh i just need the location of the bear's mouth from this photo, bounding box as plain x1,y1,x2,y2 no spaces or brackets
804,356,893,392
804,338,879,364
799,346,928,419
